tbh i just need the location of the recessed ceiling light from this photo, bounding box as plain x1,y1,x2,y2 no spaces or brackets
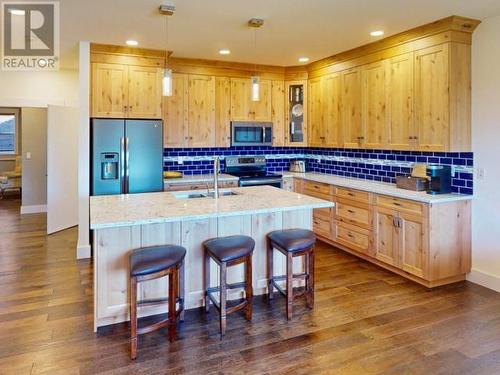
370,30,384,37
9,9,25,16
219,49,231,55
298,57,310,63
126,40,139,46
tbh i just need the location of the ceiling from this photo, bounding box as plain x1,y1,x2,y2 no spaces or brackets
59,0,500,69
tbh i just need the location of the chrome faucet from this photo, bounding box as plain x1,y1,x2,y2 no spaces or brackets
213,156,220,199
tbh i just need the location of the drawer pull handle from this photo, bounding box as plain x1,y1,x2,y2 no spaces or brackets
347,209,355,214
347,233,354,238
347,192,354,196
393,202,402,207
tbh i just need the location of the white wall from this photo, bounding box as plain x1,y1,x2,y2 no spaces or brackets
468,16,500,291
0,70,78,108
21,108,48,209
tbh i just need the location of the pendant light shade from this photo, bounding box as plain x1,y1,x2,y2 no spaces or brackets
163,68,173,97
251,75,260,102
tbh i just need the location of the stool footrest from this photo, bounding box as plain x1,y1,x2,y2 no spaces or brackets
137,296,183,308
137,318,170,335
207,281,248,312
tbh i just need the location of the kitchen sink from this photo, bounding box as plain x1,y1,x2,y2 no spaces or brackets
173,190,239,199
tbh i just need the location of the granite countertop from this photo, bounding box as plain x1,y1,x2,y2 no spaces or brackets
281,172,473,204
164,173,238,185
90,185,334,229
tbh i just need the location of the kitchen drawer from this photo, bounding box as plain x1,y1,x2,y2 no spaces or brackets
303,181,332,197
314,207,333,220
376,195,424,216
334,221,370,254
334,187,370,203
335,198,371,229
164,183,208,192
313,215,333,238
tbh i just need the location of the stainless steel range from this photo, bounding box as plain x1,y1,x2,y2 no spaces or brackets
225,156,282,188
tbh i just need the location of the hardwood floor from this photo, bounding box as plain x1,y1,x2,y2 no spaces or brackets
2,198,500,374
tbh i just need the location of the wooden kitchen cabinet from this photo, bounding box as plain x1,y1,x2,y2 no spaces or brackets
414,44,450,151
295,177,471,288
387,53,414,150
187,75,215,147
361,60,387,149
271,81,286,146
323,73,342,147
341,67,362,148
285,80,308,147
91,63,129,118
215,77,232,147
128,65,163,119
91,63,162,119
308,77,324,147
230,78,272,122
163,73,188,147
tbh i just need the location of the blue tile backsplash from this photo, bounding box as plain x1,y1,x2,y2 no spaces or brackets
164,147,474,195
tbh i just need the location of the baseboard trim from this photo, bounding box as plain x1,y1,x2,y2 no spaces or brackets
20,204,47,214
77,243,91,260
467,268,500,292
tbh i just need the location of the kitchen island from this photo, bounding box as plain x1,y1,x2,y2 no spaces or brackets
90,186,333,330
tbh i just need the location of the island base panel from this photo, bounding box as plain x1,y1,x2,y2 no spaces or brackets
93,209,312,330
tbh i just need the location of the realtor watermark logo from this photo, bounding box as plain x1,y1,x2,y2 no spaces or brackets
1,1,60,70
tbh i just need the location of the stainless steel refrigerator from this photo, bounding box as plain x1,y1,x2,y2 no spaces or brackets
91,119,163,195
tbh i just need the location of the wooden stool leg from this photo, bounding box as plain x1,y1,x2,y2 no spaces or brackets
219,262,227,339
245,255,253,321
130,276,138,360
179,260,185,322
286,252,294,321
267,239,274,302
305,251,310,294
168,268,178,343
204,249,211,313
307,248,315,309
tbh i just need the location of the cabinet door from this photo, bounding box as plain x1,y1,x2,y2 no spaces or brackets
414,44,450,151
91,63,128,118
323,73,342,147
231,78,251,121
215,77,231,147
163,73,188,147
128,66,163,119
188,75,216,147
271,81,285,146
308,77,324,147
341,67,362,148
251,79,272,121
399,212,428,278
373,207,399,266
361,61,387,149
285,80,308,147
387,53,414,150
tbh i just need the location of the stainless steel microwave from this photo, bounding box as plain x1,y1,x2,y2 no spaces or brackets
231,122,273,146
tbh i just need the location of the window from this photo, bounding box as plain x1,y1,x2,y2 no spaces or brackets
0,108,19,155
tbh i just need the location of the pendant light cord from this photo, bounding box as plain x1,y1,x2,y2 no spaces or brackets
254,27,257,75
165,15,169,68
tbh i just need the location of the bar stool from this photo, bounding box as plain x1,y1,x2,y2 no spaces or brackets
267,229,316,320
129,245,186,360
204,235,255,339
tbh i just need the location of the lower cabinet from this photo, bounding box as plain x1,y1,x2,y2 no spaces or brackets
295,178,471,288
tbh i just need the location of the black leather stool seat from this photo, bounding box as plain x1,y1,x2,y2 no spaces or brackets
130,245,186,277
267,229,316,253
204,235,255,262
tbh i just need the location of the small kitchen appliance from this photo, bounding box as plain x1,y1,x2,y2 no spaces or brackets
231,122,273,146
289,160,306,173
426,165,452,195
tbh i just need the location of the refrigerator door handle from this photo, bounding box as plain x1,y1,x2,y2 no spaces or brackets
120,137,126,193
125,137,130,193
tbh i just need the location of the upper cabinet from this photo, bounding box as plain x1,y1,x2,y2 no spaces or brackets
271,80,286,146
163,73,188,148
215,77,232,147
91,62,162,119
285,80,308,147
230,78,272,122
341,67,362,148
387,53,414,150
187,75,216,147
308,77,324,147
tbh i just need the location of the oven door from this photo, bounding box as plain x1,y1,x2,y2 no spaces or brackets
239,178,282,188
231,122,273,146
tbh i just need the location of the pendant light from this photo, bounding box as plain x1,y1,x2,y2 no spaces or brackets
160,5,175,97
248,18,264,102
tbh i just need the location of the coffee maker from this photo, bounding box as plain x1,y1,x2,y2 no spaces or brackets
426,165,452,195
